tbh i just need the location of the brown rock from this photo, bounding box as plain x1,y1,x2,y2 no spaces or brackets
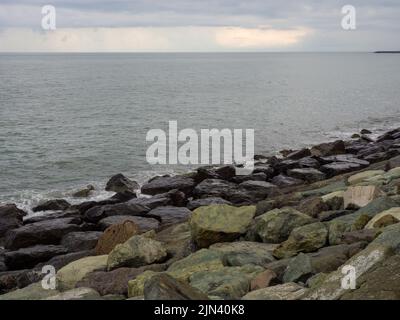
297,197,329,218
250,269,277,291
95,221,140,255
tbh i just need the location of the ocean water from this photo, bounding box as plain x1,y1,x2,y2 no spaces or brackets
1,52,400,213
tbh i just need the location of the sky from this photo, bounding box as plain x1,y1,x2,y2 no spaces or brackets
0,0,399,52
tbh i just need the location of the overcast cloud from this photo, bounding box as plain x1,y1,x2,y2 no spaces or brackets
0,0,399,51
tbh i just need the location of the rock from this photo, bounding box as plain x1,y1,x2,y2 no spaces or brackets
186,197,232,210
351,133,360,139
242,283,307,300
321,191,344,211
287,168,326,183
340,255,400,300
250,269,277,291
252,164,275,177
23,210,81,225
56,255,108,291
321,162,366,178
273,222,328,259
105,174,139,194
72,185,95,198
247,207,314,243
0,269,42,294
83,202,150,223
189,265,264,299
0,282,59,300
95,221,140,255
318,210,352,222
32,199,71,212
271,175,304,188
364,207,400,229
195,165,237,182
4,218,81,250
360,129,372,135
98,215,159,232
356,196,399,218
238,181,278,200
287,148,311,160
297,197,329,218
364,150,399,164
303,244,393,300
210,241,277,267
339,229,380,244
4,245,68,270
128,270,159,298
231,172,267,184
189,204,256,248
385,156,400,170
343,185,382,209
306,273,328,288
282,253,313,283
44,287,101,300
141,175,195,196
319,154,369,166
0,204,26,239
147,206,191,228
35,250,93,271
107,234,167,270
371,222,400,252
60,231,102,252
298,157,321,169
167,249,224,282
310,140,346,157
76,264,167,296
144,273,209,300
348,170,385,185
300,181,347,197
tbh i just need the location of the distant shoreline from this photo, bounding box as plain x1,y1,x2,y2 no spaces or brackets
374,51,400,54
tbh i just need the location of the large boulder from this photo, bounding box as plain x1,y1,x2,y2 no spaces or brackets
0,204,26,239
242,282,307,300
107,234,167,270
189,204,256,248
364,207,400,229
238,181,278,200
271,175,304,188
56,255,108,291
105,173,139,194
95,221,140,255
210,241,277,267
189,265,264,299
297,197,329,218
187,197,232,210
247,207,315,243
98,215,159,232
60,231,102,252
4,218,81,250
32,199,70,212
141,175,195,196
147,206,191,228
144,273,209,300
343,185,382,209
4,245,68,270
310,140,346,157
347,170,385,185
287,168,326,183
286,148,311,160
273,222,328,259
83,202,150,223
0,282,59,300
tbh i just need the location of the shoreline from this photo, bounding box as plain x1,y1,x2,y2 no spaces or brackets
1,125,400,300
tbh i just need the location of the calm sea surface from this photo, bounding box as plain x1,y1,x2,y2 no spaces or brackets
1,53,400,212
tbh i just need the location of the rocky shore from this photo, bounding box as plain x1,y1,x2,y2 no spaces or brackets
1,127,400,300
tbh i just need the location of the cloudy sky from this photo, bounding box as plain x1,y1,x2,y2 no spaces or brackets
0,0,399,52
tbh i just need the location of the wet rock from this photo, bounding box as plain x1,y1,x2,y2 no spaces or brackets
95,221,140,255
271,174,304,188
0,204,26,239
56,255,108,291
4,245,68,270
297,197,329,218
247,207,314,243
60,231,102,252
287,168,326,183
186,197,232,210
310,140,346,157
194,165,236,182
4,218,81,250
83,202,150,223
252,164,275,177
105,173,139,194
147,206,191,228
23,209,81,225
242,282,307,300
189,204,256,248
44,287,101,300
72,185,95,198
144,273,209,300
141,175,195,196
343,185,382,209
76,264,167,296
98,215,160,232
107,234,167,270
189,265,264,299
321,162,366,177
231,172,267,184
364,150,399,163
298,157,321,169
287,148,311,160
210,241,277,267
273,222,328,259
238,181,278,200
32,199,71,212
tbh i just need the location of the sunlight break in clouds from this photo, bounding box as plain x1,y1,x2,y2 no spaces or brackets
215,27,311,48
0,26,312,52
